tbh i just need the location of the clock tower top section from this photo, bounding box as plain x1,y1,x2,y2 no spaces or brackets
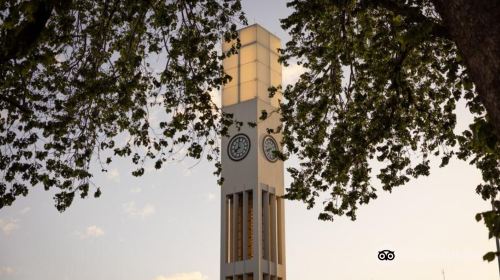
220,24,284,195
221,24,282,108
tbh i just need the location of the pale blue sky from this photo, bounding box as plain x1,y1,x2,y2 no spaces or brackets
0,1,498,280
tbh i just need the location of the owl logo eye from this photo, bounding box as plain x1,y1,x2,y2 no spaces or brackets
377,250,395,261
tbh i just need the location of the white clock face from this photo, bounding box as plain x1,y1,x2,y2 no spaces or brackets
263,135,279,162
228,134,251,161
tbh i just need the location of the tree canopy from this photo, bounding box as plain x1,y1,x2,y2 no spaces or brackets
1,0,500,262
0,0,245,211
279,0,500,261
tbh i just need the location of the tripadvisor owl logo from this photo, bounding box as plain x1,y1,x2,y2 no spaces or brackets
378,250,395,261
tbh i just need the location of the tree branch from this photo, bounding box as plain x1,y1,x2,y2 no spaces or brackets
0,94,32,114
358,0,449,40
0,0,56,65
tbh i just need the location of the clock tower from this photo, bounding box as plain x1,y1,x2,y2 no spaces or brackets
220,24,286,280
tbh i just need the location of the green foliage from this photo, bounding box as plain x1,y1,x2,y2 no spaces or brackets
280,0,500,259
2,0,499,262
0,0,245,211
483,251,499,262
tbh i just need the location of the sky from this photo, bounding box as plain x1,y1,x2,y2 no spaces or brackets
0,1,499,280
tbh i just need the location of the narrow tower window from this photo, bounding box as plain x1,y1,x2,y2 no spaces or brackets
277,197,283,265
237,193,243,261
270,194,277,263
247,190,254,259
226,195,233,263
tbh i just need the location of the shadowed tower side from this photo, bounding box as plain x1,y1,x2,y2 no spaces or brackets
220,24,286,280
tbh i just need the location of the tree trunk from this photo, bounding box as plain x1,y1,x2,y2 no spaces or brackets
431,0,500,137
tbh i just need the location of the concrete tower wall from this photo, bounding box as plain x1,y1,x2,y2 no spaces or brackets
220,24,286,280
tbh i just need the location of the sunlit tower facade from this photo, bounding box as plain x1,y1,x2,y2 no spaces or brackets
220,24,286,280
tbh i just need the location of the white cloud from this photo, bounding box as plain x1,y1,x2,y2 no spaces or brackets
148,108,160,126
130,187,143,194
0,219,19,235
107,168,120,182
0,267,14,276
123,202,155,218
206,193,216,202
78,225,105,239
145,162,157,174
209,88,221,108
183,167,192,177
55,53,67,63
153,272,208,280
180,160,193,177
147,94,165,106
19,207,31,214
283,63,306,87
